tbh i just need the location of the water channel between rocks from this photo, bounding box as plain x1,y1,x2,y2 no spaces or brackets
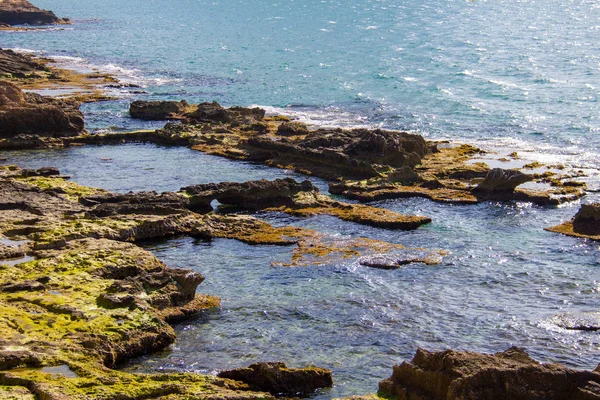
4,143,600,399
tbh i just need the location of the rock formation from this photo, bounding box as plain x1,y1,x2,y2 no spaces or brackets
129,100,190,120
0,80,85,137
474,168,533,192
379,347,600,400
546,203,600,241
0,0,68,26
218,362,333,396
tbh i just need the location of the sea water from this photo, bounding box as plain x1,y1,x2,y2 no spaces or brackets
2,0,600,397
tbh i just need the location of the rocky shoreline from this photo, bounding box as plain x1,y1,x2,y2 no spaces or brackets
0,0,69,27
0,30,599,400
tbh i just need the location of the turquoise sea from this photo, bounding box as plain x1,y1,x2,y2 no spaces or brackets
2,0,600,398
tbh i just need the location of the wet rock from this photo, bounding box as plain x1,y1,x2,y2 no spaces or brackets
187,102,265,124
379,347,600,400
0,0,68,26
387,166,421,184
572,203,600,235
129,100,189,120
20,167,60,177
276,121,309,136
0,81,85,138
357,251,441,269
474,168,533,192
82,191,192,217
546,203,600,241
551,311,600,331
182,178,313,210
218,362,333,397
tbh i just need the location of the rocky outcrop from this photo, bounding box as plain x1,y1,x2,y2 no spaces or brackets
0,48,49,78
474,168,533,192
379,347,600,400
187,101,266,123
0,0,68,26
0,81,85,137
129,100,190,120
546,203,600,241
572,203,600,235
181,178,431,230
182,178,314,211
218,362,333,396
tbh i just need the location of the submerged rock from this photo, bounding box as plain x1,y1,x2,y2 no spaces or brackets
218,362,333,397
0,81,85,137
551,311,600,332
378,347,600,400
0,0,68,26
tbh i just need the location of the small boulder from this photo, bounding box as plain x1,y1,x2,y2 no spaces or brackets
474,168,533,192
129,100,189,120
572,203,600,235
379,347,600,400
218,362,333,397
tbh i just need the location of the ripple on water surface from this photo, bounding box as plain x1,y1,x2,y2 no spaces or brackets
3,143,329,193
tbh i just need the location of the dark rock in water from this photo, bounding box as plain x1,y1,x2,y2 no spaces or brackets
82,191,192,217
182,178,314,211
218,362,333,397
358,251,440,269
0,0,68,25
276,121,309,136
379,346,600,400
0,81,85,137
551,311,600,331
188,101,265,124
572,203,600,235
129,100,189,120
474,168,533,192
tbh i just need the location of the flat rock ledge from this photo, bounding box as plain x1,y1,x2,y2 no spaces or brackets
218,362,333,397
0,0,69,26
546,203,600,241
378,347,600,400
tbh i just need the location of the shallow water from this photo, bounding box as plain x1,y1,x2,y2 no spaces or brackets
4,146,600,398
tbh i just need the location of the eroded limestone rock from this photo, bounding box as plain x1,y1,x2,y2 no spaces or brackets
0,81,85,137
218,362,333,396
546,203,600,241
378,347,600,400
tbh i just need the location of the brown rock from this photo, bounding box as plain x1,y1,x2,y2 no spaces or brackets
187,102,265,124
0,48,49,77
129,100,189,120
0,0,68,25
181,178,313,211
379,347,600,400
276,121,309,136
0,81,85,137
572,203,600,235
218,362,333,397
474,168,533,192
